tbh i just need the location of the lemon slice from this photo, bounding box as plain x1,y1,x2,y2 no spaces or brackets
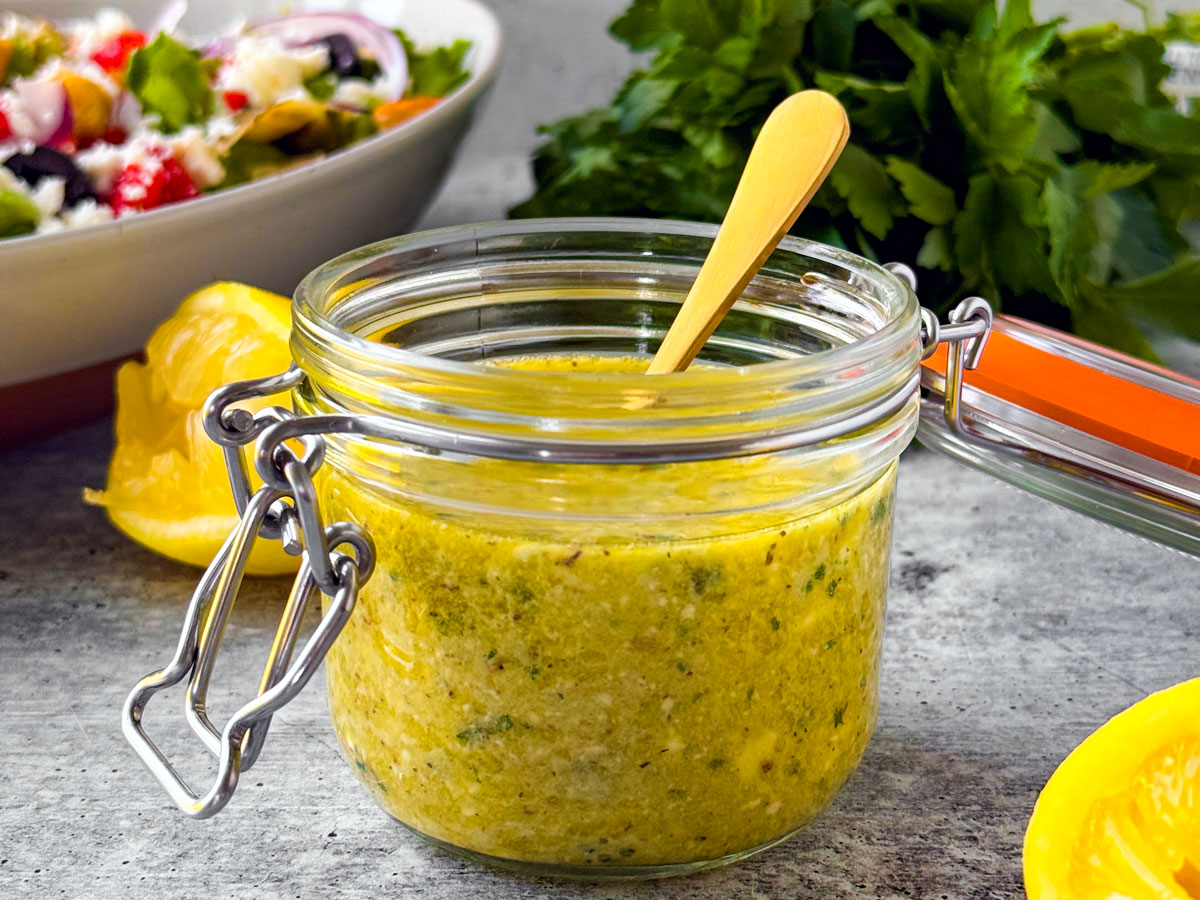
85,282,297,575
1024,676,1200,900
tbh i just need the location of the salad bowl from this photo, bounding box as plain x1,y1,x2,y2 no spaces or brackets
0,0,500,442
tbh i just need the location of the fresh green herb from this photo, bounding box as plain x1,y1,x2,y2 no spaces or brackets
833,705,846,728
508,578,536,604
126,33,214,132
529,665,541,679
456,714,515,744
486,648,497,660
827,578,841,596
513,0,1200,357
676,660,688,673
708,758,726,769
769,616,781,631
304,70,340,101
0,189,39,238
426,607,466,636
687,563,723,596
825,638,838,650
395,29,472,97
813,564,827,582
871,497,891,524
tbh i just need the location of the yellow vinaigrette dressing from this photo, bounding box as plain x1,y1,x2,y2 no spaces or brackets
321,353,896,868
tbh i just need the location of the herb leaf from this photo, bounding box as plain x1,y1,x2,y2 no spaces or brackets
885,157,955,226
456,714,515,744
514,0,1200,358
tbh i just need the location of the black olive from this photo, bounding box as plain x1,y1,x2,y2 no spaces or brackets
3,147,96,207
318,33,363,79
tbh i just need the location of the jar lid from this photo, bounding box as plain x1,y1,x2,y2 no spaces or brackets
917,312,1200,556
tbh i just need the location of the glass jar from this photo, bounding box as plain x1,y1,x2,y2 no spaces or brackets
123,218,1199,880
287,219,919,877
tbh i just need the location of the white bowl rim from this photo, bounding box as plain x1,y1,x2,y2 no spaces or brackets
0,0,502,257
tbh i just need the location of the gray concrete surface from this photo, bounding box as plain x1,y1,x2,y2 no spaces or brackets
3,1,1199,898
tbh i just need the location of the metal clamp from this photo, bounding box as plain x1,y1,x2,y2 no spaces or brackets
122,376,375,819
884,262,995,442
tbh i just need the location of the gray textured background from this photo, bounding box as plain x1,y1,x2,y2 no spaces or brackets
2,2,1199,899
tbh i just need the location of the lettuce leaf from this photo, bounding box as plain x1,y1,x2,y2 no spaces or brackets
126,33,213,132
0,189,39,238
395,29,471,97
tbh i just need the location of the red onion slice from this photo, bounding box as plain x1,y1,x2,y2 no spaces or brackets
248,13,407,101
111,90,143,133
12,80,70,145
150,0,189,36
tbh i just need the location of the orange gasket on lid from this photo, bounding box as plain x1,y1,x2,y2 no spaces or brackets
922,327,1200,475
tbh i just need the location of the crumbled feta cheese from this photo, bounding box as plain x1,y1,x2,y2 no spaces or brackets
64,8,136,59
204,113,241,142
331,78,381,109
74,141,126,195
0,87,46,146
0,13,32,41
37,198,114,233
29,176,65,218
216,35,329,107
61,198,115,227
75,132,167,193
0,164,32,199
170,126,225,188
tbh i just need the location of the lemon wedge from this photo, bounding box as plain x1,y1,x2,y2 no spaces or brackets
1024,676,1200,900
85,282,297,574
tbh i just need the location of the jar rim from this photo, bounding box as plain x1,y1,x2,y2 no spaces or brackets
289,217,921,471
292,217,919,400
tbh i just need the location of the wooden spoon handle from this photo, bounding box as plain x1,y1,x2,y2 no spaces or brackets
646,91,850,374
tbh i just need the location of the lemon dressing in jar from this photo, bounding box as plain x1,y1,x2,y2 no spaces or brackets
285,220,920,876
122,218,1200,881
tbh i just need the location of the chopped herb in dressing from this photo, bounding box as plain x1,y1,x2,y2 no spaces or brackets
456,714,514,744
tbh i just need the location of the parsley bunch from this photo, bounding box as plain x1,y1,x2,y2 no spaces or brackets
513,0,1200,357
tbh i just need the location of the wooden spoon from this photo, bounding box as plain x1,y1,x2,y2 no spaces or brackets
645,90,850,375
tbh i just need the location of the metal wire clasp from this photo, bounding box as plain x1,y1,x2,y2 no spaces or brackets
121,369,375,819
884,262,994,440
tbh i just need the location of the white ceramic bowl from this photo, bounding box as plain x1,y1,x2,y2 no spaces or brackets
0,0,500,410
